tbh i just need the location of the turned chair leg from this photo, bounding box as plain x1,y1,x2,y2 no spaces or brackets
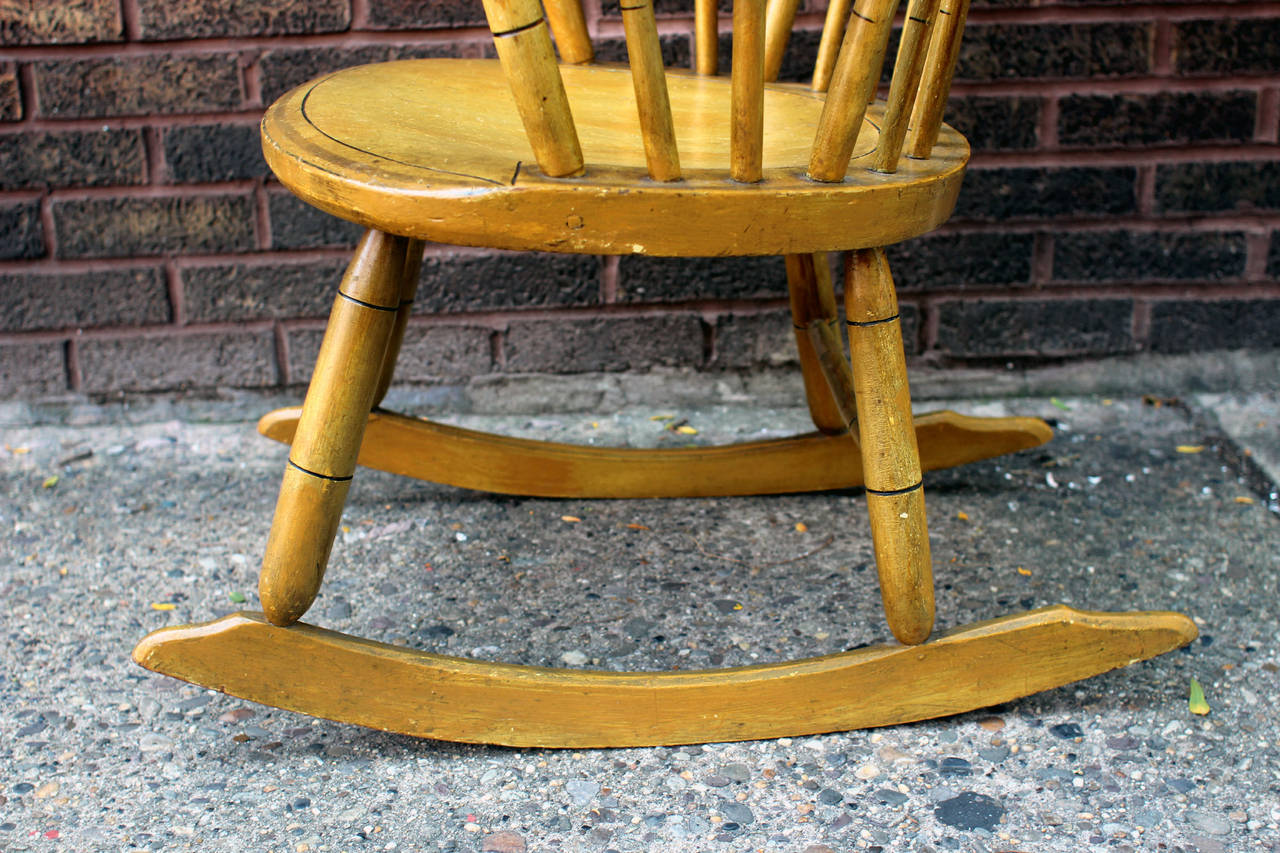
259,230,410,626
846,248,934,645
372,239,426,409
786,252,855,435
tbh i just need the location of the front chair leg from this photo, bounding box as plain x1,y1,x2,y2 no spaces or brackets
259,230,410,626
846,248,934,645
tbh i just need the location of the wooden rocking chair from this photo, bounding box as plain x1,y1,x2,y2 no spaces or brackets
134,0,1195,747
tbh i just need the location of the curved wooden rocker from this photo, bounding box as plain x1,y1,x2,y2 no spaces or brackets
256,407,1052,498
133,0,1197,747
135,606,1195,748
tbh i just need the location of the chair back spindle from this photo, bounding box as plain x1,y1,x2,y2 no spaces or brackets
695,0,719,75
481,0,584,178
621,0,682,180
810,0,852,92
873,0,941,173
906,0,969,158
544,0,594,64
808,0,899,182
730,0,767,182
763,0,802,83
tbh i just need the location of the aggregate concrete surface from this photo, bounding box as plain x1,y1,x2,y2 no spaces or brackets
1,387,1278,852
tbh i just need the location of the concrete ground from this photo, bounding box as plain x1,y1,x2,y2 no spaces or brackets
1,374,1278,852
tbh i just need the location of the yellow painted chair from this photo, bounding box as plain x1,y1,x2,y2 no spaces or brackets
135,0,1195,747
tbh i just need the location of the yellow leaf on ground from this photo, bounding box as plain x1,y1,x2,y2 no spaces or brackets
675,425,698,435
649,414,675,421
42,475,59,489
1176,445,1205,454
150,602,175,611
1017,567,1032,576
794,522,808,532
1234,496,1254,504
956,511,969,521
560,515,581,523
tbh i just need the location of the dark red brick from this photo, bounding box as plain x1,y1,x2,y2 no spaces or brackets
714,305,921,368
1155,161,1280,214
259,44,466,105
267,190,362,250
593,35,691,69
183,260,347,323
0,268,169,332
944,96,1040,152
137,0,349,41
617,256,787,303
505,314,705,372
0,64,20,121
1149,299,1280,353
1059,91,1256,148
289,324,493,383
957,23,1150,81
53,194,255,259
415,251,600,314
1173,18,1280,77
935,298,1134,357
163,124,267,184
953,167,1137,222
79,330,277,392
367,0,487,29
1053,231,1247,282
34,54,243,118
887,233,1034,291
0,0,122,45
0,341,66,397
0,129,145,190
1,200,45,260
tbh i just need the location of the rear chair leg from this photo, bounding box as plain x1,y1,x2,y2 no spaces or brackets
259,230,410,627
372,239,426,408
786,252,857,435
846,248,934,645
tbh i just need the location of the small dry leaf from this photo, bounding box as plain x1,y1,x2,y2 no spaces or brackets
1234,496,1255,505
675,425,698,435
794,522,808,532
956,511,970,521
560,515,581,523
150,602,175,611
625,523,650,530
1176,445,1205,454
1017,567,1032,576
42,475,59,489
649,414,675,422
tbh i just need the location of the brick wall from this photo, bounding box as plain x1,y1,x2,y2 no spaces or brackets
2,0,1278,397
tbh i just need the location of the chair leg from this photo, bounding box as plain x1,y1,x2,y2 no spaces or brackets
786,252,853,435
372,239,426,408
259,230,410,627
846,248,934,645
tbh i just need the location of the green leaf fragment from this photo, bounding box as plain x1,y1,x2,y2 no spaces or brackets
1188,676,1210,716
1050,397,1071,412
42,475,59,489
229,591,246,603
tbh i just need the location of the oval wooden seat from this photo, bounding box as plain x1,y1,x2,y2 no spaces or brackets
262,59,968,256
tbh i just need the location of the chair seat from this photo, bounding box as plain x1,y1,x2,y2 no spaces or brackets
262,59,969,256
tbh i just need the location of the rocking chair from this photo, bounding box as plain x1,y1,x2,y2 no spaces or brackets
134,0,1195,747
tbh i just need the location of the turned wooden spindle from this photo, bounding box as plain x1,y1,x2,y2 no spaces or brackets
845,247,934,645
786,253,857,434
481,0,584,177
259,231,409,626
543,0,594,64
873,0,942,173
906,0,970,159
731,0,767,182
808,0,900,182
372,239,425,408
695,0,719,75
621,0,682,181
763,0,802,82
811,0,852,93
